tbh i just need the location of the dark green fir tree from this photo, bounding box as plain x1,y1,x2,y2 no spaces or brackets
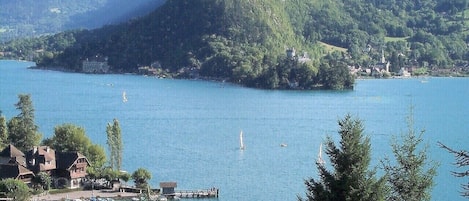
300,114,386,201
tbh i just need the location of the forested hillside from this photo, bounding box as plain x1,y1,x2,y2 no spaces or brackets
303,0,469,72
2,0,469,89
0,0,164,41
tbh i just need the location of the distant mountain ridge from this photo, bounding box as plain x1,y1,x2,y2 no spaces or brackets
0,0,165,41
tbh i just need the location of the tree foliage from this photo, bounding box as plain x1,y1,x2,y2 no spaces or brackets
43,123,106,170
301,114,386,201
106,118,123,170
438,142,469,198
32,172,52,192
5,0,469,84
1,0,355,90
0,178,31,201
132,168,152,189
7,94,41,152
381,108,438,201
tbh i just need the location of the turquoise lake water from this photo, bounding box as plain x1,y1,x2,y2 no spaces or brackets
0,60,468,200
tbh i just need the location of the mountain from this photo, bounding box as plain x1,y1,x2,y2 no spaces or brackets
21,0,350,90
6,0,469,89
0,0,165,42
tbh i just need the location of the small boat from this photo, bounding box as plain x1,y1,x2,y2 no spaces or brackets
122,91,128,102
280,143,287,147
240,130,245,150
317,143,325,165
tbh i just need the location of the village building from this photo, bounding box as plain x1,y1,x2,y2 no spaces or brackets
286,48,296,58
137,66,158,75
298,52,311,63
286,48,311,63
398,67,411,77
82,56,110,73
373,50,390,75
160,182,177,196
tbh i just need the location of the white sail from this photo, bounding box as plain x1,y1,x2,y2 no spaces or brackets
317,143,325,165
240,130,245,150
122,91,128,102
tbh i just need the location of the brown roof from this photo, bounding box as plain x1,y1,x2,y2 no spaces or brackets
56,152,89,170
36,146,56,161
26,146,57,172
0,144,25,158
0,144,26,166
0,163,34,179
160,182,177,188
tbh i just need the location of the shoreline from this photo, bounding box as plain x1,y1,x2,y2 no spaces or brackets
33,189,141,201
30,65,469,79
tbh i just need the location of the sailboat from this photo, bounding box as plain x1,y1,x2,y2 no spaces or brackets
317,143,325,165
122,91,128,102
239,130,245,150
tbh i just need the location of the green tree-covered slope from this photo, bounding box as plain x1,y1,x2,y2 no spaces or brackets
3,0,352,90
8,0,469,89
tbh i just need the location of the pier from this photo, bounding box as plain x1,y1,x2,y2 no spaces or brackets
172,188,219,198
160,182,218,199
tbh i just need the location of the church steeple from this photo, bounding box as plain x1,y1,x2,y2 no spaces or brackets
381,49,386,63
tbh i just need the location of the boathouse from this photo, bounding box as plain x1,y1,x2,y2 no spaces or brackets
160,182,177,195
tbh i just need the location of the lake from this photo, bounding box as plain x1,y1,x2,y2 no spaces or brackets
0,60,468,200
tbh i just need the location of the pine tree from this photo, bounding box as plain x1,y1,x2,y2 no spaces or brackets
301,114,386,201
107,118,123,170
382,107,438,201
7,94,41,151
438,142,469,198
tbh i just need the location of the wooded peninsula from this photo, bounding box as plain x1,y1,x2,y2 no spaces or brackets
2,0,469,90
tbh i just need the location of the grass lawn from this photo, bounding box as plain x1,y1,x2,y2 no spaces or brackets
384,36,408,42
319,41,347,53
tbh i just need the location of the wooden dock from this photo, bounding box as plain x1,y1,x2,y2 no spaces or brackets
170,188,219,199
160,182,218,199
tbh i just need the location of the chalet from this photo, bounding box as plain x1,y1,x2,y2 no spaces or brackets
55,152,90,189
0,145,90,189
26,146,56,175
